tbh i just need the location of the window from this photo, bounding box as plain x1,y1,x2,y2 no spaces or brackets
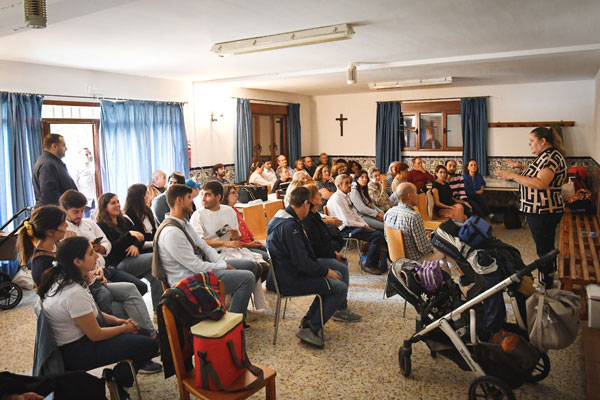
250,103,288,164
401,101,462,151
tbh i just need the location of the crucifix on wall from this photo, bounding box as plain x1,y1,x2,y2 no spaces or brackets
336,113,347,136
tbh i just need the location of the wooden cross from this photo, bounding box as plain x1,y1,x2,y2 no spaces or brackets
336,113,348,136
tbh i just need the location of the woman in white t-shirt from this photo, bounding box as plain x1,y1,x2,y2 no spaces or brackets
248,160,271,186
39,236,159,398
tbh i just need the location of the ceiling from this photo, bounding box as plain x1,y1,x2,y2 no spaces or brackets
1,0,600,95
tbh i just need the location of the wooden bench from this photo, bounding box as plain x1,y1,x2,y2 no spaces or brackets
558,211,600,319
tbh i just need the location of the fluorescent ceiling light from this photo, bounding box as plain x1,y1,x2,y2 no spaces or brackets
211,23,354,56
369,77,453,90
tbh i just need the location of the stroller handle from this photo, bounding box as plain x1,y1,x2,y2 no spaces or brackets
517,249,560,279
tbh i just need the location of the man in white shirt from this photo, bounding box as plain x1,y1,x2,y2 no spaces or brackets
154,184,254,317
71,147,97,217
327,174,385,275
275,154,294,179
261,160,277,184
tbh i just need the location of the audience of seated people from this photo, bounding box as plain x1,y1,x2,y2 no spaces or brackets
406,157,434,193
153,184,255,321
349,170,385,231
367,167,393,212
326,174,386,275
463,159,499,222
189,181,267,311
213,163,229,184
275,154,294,178
151,171,186,224
313,164,336,212
261,160,278,184
431,165,468,222
267,187,354,348
146,170,166,207
248,160,272,186
38,237,159,398
96,192,162,312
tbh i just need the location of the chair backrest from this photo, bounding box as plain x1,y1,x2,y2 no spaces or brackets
242,204,267,241
417,193,431,221
264,200,284,223
384,225,406,262
162,303,193,383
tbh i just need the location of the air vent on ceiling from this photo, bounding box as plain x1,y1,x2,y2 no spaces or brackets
24,0,46,29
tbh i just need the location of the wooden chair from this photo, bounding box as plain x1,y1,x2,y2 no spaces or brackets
161,301,277,399
264,200,284,223
384,225,406,263
242,204,267,241
416,192,443,230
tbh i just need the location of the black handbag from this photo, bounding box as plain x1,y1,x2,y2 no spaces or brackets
237,185,268,203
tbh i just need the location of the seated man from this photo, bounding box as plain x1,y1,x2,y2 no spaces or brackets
267,187,348,348
275,154,294,179
383,182,446,263
303,156,316,177
190,181,266,309
152,172,185,224
261,160,277,184
153,184,254,320
146,170,166,207
213,163,229,185
445,160,472,211
326,174,385,275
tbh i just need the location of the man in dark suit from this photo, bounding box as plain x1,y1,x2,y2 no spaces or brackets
32,134,77,208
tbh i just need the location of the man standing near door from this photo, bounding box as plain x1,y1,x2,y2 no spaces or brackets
32,133,77,208
72,147,97,217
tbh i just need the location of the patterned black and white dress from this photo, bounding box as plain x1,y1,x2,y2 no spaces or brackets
518,148,567,214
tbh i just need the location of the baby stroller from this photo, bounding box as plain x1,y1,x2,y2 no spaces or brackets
386,219,556,400
0,207,32,310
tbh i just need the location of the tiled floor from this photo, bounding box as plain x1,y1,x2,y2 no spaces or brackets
0,224,585,399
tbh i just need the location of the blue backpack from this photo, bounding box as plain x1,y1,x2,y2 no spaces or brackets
458,216,492,248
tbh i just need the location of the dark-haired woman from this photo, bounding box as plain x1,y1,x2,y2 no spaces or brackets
39,237,159,398
248,160,271,186
349,170,384,231
16,205,67,285
497,127,567,287
123,184,157,253
347,160,362,179
432,165,467,222
463,159,496,221
97,193,161,311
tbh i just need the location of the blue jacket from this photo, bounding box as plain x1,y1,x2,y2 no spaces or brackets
266,207,329,296
463,173,486,196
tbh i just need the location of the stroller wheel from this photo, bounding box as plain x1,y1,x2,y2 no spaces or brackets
468,376,515,400
0,282,23,310
398,348,411,377
528,353,551,383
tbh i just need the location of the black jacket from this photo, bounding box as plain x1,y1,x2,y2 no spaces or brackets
97,218,142,267
266,206,329,295
32,151,77,207
301,211,340,259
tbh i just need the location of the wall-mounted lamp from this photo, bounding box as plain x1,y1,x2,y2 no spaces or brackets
210,112,223,123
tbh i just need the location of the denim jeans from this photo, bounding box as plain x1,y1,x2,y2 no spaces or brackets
225,258,259,280
362,215,385,232
107,282,156,334
213,269,255,316
105,267,148,297
341,227,384,270
526,212,563,288
116,253,161,311
317,258,350,310
304,277,347,332
60,327,158,389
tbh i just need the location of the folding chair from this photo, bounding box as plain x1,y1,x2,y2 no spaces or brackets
242,204,267,241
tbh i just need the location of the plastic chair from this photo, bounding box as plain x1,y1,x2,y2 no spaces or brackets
264,200,284,223
384,225,406,263
242,204,267,241
267,252,324,346
161,304,277,400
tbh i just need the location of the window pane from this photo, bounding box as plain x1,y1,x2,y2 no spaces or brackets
447,114,462,147
402,115,417,148
420,113,443,149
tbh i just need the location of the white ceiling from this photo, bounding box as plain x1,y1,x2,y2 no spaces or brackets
1,0,600,95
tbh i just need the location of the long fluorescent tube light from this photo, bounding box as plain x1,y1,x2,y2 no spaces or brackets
369,77,453,90
211,24,354,56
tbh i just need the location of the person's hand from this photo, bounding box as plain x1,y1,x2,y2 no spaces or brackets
121,322,138,335
506,160,522,169
335,252,346,263
464,202,473,211
324,216,343,227
125,318,139,332
96,267,107,285
129,231,144,241
245,240,263,249
364,224,375,230
92,242,106,255
226,264,236,270
224,240,242,248
229,229,241,240
326,269,341,280
496,170,513,180
125,245,139,257
376,212,384,221
64,230,77,239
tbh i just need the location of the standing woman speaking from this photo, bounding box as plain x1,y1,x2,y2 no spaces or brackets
497,127,567,287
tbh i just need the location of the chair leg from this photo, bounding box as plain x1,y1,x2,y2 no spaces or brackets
126,360,142,400
265,374,277,400
317,295,325,342
356,240,363,275
343,240,349,258
402,300,407,318
282,298,288,319
273,296,282,345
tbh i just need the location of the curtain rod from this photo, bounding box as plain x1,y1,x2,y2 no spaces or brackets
378,96,490,104
232,97,290,105
17,92,188,104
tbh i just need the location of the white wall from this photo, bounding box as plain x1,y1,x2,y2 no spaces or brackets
594,70,600,164
0,59,195,135
311,80,595,158
190,84,312,167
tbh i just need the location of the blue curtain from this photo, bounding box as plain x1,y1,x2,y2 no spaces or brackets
461,97,488,176
234,98,252,184
287,103,301,165
0,92,43,231
375,101,402,171
99,100,188,199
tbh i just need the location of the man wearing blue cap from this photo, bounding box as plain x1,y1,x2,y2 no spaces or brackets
185,178,202,214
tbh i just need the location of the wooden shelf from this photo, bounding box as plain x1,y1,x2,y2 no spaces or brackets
488,121,574,128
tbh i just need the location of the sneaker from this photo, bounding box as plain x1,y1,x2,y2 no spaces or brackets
243,322,251,330
295,327,324,348
361,265,383,275
333,309,362,323
299,316,310,329
138,361,162,374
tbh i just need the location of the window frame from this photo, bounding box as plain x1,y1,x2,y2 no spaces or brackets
401,101,462,151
